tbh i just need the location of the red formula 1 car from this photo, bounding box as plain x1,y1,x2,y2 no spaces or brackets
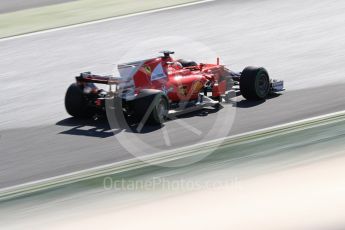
65,51,284,124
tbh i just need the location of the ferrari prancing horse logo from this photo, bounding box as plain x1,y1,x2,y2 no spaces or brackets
143,65,151,75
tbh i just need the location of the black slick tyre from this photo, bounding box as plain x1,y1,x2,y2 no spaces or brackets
65,83,94,118
132,91,169,125
240,67,270,100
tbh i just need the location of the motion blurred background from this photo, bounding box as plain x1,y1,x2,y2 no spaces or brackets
1,0,345,229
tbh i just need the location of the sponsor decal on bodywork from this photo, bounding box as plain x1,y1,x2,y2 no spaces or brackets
178,85,188,96
191,80,204,93
143,65,151,75
151,63,167,81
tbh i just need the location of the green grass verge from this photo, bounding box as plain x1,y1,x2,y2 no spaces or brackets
0,0,198,39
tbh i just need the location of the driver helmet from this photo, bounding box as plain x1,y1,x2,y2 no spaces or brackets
172,61,183,70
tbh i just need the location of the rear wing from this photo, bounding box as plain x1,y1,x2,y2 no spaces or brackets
117,60,146,79
76,72,120,85
76,60,147,87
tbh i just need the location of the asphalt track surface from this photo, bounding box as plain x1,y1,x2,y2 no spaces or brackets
1,0,345,188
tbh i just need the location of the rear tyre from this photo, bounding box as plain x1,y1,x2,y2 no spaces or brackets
65,83,94,118
149,96,169,124
240,67,270,100
132,91,169,125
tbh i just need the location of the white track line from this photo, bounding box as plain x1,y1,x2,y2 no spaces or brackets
0,0,215,42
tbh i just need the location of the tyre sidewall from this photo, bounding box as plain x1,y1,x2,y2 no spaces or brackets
240,67,270,100
65,83,94,118
131,90,169,125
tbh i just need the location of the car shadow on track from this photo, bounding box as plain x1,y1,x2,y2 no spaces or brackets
56,93,282,138
56,92,282,138
233,93,282,108
56,117,116,138
56,106,222,138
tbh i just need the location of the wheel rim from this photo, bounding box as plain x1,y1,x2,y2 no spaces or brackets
157,99,168,122
256,72,269,98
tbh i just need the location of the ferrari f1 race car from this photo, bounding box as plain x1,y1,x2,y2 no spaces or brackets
65,51,284,125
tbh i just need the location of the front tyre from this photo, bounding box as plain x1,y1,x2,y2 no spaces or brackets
240,67,270,100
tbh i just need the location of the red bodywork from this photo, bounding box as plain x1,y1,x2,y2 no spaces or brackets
125,56,230,102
